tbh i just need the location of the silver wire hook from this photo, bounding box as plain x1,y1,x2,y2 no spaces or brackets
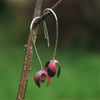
30,16,43,69
43,8,58,59
30,16,40,40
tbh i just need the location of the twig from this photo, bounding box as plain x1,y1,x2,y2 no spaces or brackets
16,0,63,100
16,0,43,99
34,0,63,25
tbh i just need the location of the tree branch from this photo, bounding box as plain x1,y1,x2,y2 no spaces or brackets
16,0,63,100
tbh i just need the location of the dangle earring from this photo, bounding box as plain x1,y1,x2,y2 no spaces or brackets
43,8,61,78
30,17,50,87
30,8,61,87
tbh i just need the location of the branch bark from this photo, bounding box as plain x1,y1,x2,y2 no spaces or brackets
16,0,63,100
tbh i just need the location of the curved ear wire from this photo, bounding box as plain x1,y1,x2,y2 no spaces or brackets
30,17,43,69
30,17,50,47
43,8,58,59
30,9,58,69
30,16,40,40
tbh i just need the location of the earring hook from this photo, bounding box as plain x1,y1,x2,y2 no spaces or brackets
30,16,43,69
43,8,58,59
30,8,58,69
30,16,40,38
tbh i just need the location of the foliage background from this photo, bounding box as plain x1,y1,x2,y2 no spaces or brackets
0,0,100,100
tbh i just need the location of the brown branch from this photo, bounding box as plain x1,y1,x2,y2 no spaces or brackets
16,0,63,100
34,0,63,25
16,0,43,99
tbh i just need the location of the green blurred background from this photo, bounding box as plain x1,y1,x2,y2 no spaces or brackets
0,0,100,100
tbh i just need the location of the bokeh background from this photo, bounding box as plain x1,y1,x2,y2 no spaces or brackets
0,0,100,100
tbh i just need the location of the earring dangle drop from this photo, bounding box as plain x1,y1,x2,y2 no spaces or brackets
43,8,61,78
30,17,50,87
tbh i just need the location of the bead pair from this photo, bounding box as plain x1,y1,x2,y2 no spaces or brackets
30,8,61,87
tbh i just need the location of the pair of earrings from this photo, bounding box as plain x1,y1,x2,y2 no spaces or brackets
30,8,61,88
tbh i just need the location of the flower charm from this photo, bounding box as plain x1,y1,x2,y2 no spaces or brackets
45,60,61,78
34,70,50,87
